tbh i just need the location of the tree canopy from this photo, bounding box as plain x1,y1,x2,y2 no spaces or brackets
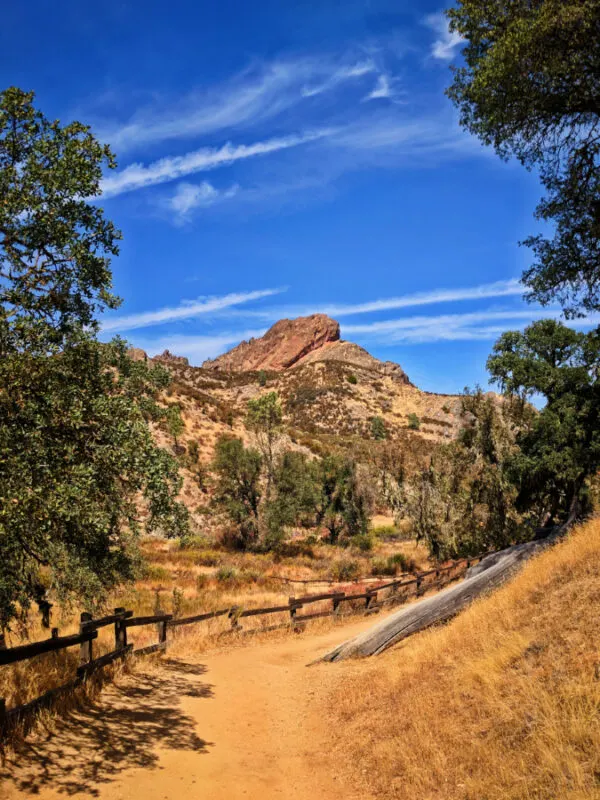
447,0,600,315
487,319,600,521
0,88,188,628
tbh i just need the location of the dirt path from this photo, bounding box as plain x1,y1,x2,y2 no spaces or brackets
2,618,377,800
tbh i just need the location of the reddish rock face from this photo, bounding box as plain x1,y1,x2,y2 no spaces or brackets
203,314,341,372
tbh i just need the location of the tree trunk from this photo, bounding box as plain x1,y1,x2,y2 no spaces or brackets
318,524,572,663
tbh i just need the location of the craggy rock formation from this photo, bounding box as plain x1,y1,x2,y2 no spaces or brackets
127,347,148,362
202,314,342,372
152,350,190,367
299,340,411,385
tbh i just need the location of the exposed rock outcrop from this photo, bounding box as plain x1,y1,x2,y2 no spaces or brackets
152,350,190,367
299,340,411,384
127,347,148,362
202,314,341,372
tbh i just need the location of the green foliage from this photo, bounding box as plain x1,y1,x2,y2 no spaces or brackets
144,565,172,582
165,403,184,448
370,415,387,441
257,370,268,387
346,373,358,385
329,558,361,582
215,565,240,586
371,553,416,577
348,533,374,552
487,320,600,522
404,390,520,560
246,391,283,500
0,88,189,628
315,455,371,544
211,436,262,550
407,413,420,430
187,439,199,464
447,0,600,315
265,451,321,545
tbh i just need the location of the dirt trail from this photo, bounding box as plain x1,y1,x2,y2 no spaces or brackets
2,618,377,800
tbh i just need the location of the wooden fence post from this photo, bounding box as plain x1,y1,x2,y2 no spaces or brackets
158,616,168,646
332,593,343,615
79,613,93,667
289,597,298,625
416,575,423,597
365,591,378,613
114,608,128,651
228,606,242,632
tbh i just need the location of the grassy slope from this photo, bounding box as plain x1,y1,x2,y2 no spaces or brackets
328,517,600,800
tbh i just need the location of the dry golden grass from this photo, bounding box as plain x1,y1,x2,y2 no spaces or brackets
327,516,600,800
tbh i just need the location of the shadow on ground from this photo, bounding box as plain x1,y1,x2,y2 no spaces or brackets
0,656,214,796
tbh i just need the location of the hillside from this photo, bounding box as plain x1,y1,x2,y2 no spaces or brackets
325,518,600,800
141,315,472,523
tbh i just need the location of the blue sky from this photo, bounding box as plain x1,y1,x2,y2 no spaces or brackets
4,0,597,392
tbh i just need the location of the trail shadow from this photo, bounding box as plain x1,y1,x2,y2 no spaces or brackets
0,656,214,796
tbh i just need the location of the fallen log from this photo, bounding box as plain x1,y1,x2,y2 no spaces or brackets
318,527,566,663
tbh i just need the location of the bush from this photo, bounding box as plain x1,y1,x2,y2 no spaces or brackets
407,413,420,430
216,565,240,586
371,557,396,577
179,533,212,550
370,525,399,540
349,533,374,552
144,565,172,582
370,553,417,576
196,574,209,591
346,373,358,385
257,370,268,387
330,559,361,582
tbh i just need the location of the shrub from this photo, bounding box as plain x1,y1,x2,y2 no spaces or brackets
144,565,172,582
407,413,421,430
187,439,199,464
330,559,361,582
370,416,387,441
349,533,374,552
371,525,399,539
346,373,358,385
179,533,212,550
257,370,268,387
216,565,240,586
196,574,209,591
371,557,396,577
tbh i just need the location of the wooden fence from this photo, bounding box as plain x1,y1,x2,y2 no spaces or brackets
0,553,483,740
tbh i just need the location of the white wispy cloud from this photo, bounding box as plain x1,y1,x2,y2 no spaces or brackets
425,12,464,61
167,181,240,222
101,129,334,198
216,279,526,321
99,56,380,152
316,279,525,317
101,288,285,333
301,60,376,97
343,309,600,344
363,74,393,101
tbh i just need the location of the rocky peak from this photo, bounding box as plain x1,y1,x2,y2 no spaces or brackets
202,314,341,372
152,349,189,367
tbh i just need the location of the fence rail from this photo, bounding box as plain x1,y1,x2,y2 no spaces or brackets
0,552,485,740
